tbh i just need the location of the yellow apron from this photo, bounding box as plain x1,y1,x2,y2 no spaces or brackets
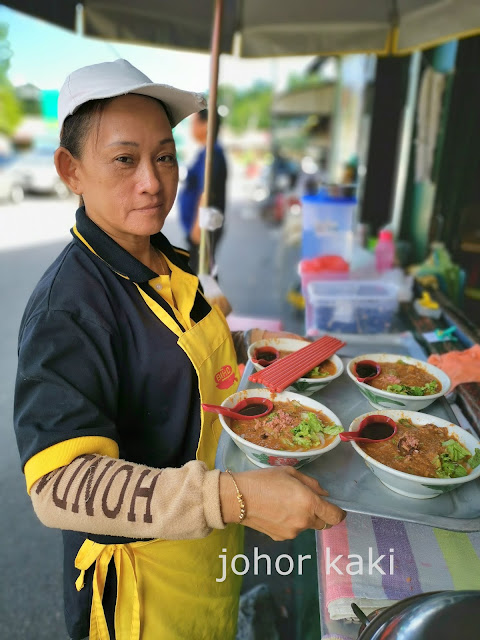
75,293,244,640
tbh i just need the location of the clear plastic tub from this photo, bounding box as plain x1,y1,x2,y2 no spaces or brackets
305,280,399,335
301,191,357,262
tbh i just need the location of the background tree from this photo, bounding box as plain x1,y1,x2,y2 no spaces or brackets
218,81,273,133
0,24,22,136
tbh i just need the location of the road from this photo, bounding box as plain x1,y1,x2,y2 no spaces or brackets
0,190,302,639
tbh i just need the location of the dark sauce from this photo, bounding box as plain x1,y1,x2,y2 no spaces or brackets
361,422,395,440
255,350,277,363
356,363,378,378
237,404,268,417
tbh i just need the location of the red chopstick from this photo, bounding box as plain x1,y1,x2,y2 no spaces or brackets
254,344,344,391
249,336,346,392
249,337,339,384
259,346,342,390
263,337,340,386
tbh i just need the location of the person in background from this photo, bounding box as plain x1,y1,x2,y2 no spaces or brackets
179,108,227,273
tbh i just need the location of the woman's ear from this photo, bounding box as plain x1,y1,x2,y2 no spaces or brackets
54,147,82,195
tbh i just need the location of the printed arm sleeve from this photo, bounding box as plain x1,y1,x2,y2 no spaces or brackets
30,455,225,540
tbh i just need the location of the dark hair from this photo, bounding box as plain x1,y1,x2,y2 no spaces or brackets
197,108,222,140
60,96,173,206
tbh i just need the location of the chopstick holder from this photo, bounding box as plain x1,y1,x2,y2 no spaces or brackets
249,335,346,392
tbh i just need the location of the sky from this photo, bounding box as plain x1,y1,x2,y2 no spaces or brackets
0,5,315,94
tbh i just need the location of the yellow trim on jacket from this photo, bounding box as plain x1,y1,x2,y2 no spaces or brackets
24,436,119,494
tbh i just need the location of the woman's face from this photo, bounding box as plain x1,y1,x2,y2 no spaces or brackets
74,94,178,240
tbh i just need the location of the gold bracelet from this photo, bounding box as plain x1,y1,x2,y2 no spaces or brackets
226,469,246,523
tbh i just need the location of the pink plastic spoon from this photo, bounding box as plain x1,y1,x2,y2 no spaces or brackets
252,346,280,367
340,415,398,443
202,397,274,420
353,359,382,383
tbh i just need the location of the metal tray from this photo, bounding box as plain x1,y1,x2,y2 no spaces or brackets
215,332,480,532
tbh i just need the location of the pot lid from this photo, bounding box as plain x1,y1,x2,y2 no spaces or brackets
358,590,480,640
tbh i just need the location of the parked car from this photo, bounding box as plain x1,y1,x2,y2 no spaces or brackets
13,144,71,199
0,156,24,204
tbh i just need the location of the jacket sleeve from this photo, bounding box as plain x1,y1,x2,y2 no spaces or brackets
30,455,226,540
14,309,121,491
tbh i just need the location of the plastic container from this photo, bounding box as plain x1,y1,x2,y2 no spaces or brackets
375,229,395,272
305,279,399,335
301,190,357,262
299,255,349,295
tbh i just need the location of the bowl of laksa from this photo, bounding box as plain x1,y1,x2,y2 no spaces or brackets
348,410,480,498
248,338,344,396
346,353,450,411
219,387,344,468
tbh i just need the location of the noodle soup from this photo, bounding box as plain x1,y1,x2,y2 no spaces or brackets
230,400,343,452
360,417,480,479
347,354,450,411
367,360,440,397
219,388,344,468
348,410,480,498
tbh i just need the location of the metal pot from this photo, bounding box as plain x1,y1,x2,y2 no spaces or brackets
355,590,480,639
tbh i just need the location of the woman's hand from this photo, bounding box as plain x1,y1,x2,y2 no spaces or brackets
220,467,345,541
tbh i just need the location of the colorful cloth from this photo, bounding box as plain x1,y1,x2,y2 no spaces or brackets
318,512,480,625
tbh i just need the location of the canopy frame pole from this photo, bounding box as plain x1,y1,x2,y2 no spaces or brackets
199,0,223,275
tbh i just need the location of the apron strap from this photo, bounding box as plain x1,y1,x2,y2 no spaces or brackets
75,540,140,640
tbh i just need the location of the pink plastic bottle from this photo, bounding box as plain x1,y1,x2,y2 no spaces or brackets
375,229,395,272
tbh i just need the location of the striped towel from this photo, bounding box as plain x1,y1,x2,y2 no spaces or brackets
318,512,480,624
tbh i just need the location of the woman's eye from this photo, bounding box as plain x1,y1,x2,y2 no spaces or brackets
157,155,177,163
115,156,133,164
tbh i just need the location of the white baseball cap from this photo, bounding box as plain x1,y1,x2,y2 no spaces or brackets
58,59,207,130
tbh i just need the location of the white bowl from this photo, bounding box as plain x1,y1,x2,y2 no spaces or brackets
349,409,480,499
346,353,450,411
247,338,344,396
219,387,343,468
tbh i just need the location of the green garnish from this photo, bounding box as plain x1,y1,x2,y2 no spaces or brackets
386,381,438,396
436,464,467,479
387,384,404,394
396,360,408,365
305,365,329,378
442,439,470,461
468,448,480,469
435,452,468,478
323,424,344,435
291,412,343,447
423,381,439,394
394,455,404,461
397,418,414,427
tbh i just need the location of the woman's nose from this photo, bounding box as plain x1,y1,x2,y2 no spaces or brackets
138,161,163,194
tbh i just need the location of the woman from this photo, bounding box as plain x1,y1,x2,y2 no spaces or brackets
14,60,345,640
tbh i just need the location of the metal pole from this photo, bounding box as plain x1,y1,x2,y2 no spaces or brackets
199,0,223,275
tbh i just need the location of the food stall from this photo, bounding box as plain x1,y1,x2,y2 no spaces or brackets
222,301,480,637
